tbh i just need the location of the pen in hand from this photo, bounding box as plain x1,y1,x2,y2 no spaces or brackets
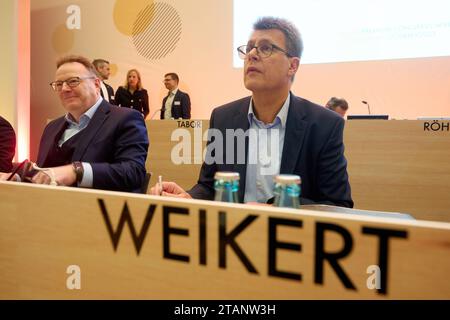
158,175,163,196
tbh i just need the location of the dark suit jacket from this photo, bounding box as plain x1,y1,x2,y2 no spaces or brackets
100,81,116,105
115,87,150,118
36,100,149,193
160,89,191,119
188,93,353,207
0,116,16,172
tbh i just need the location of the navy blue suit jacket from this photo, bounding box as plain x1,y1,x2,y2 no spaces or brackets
36,100,149,193
188,93,353,207
160,89,191,119
0,116,16,172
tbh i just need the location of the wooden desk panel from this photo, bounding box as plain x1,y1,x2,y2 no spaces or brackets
344,120,450,222
145,120,208,191
1,182,449,299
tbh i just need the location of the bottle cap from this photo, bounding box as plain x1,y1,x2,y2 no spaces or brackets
214,171,240,181
274,174,301,184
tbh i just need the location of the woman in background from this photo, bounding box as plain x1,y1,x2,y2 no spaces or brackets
115,69,150,119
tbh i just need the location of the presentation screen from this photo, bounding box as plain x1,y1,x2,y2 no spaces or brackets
233,0,450,67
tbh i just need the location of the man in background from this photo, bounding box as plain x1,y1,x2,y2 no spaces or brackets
160,73,191,120
325,97,349,118
0,115,16,172
93,58,115,105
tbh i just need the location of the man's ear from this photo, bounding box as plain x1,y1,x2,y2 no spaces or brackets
94,77,101,89
288,57,300,77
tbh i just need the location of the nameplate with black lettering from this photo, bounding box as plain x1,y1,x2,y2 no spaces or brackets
0,182,449,299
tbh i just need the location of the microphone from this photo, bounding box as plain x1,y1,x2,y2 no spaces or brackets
362,100,371,115
150,108,162,120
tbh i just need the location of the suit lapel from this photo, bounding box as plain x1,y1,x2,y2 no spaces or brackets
37,117,67,165
280,94,308,174
171,90,180,111
106,83,114,100
231,98,251,202
161,95,168,118
72,101,110,160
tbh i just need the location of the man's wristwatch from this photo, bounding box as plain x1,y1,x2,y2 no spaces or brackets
72,161,84,185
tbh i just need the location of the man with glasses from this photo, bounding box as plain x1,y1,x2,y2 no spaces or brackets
29,54,148,193
151,16,353,207
160,73,191,120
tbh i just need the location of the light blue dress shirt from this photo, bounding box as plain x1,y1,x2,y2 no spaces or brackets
244,93,290,203
59,96,103,188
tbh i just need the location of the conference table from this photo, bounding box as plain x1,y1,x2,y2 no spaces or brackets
1,118,449,299
145,119,450,222
0,181,449,299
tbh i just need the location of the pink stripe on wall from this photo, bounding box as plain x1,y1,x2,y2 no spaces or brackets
16,0,30,161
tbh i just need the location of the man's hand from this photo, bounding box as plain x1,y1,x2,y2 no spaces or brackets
149,181,192,199
0,172,11,181
31,164,76,186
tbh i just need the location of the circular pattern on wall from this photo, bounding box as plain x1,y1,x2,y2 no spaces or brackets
51,24,75,54
132,2,182,60
113,0,154,36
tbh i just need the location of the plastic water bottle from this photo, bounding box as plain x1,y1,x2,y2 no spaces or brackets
214,172,240,203
273,174,301,208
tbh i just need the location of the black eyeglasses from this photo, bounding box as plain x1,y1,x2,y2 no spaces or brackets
237,42,292,59
49,76,96,91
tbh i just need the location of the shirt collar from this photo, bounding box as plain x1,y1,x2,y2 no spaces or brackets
247,92,290,128
65,96,103,126
170,88,178,96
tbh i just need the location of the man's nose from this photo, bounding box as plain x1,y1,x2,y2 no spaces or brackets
61,81,72,91
247,47,259,61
